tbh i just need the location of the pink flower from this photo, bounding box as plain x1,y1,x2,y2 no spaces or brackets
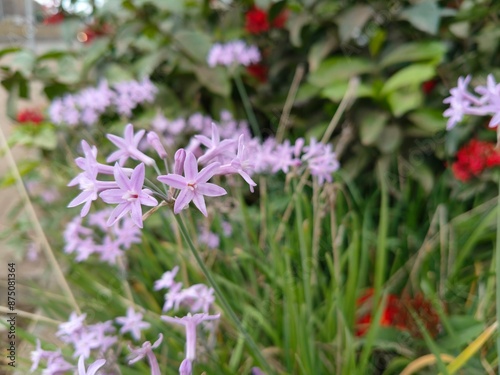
116,307,151,341
107,123,155,166
128,334,163,375
157,152,226,217
99,163,158,228
77,355,106,375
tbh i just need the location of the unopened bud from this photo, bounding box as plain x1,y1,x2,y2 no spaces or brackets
147,131,168,159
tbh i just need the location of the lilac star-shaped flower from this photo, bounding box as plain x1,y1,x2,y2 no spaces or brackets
99,163,158,228
195,123,236,165
161,313,220,361
157,152,227,217
128,334,163,375
107,123,155,166
116,307,151,341
154,266,180,291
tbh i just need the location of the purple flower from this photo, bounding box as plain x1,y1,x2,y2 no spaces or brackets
116,307,151,341
154,266,180,291
42,353,74,375
161,313,220,362
195,123,236,165
77,355,106,375
207,40,261,68
147,131,168,159
443,75,486,130
107,124,156,166
30,340,55,372
57,312,86,338
128,334,163,375
157,152,227,217
216,134,257,192
95,236,123,265
99,163,158,228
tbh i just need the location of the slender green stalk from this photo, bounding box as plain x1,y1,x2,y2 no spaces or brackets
172,214,271,373
293,179,316,373
373,162,389,305
234,73,262,138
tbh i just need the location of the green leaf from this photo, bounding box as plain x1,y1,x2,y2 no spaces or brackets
0,47,22,60
369,28,387,57
193,66,230,97
32,125,57,150
381,64,435,94
321,81,373,102
82,38,110,74
134,0,184,12
379,41,446,68
400,0,441,35
295,83,321,104
287,13,312,47
133,50,166,77
308,56,373,88
409,163,434,194
336,5,374,43
387,87,423,117
104,63,135,84
375,125,402,153
408,109,447,133
358,110,389,145
308,34,338,72
174,30,211,63
57,56,81,85
11,50,36,76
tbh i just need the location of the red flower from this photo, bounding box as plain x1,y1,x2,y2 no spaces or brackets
17,109,44,125
422,79,438,94
355,290,441,338
355,289,404,337
245,5,288,34
451,139,500,182
43,12,64,25
247,63,268,83
271,9,288,29
245,6,270,34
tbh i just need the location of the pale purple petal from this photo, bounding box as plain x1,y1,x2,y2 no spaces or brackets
192,193,207,217
197,162,221,184
197,183,227,197
174,189,194,214
100,189,125,204
184,152,198,180
107,204,130,226
157,174,187,189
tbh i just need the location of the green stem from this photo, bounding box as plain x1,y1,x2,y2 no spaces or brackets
373,162,389,305
172,214,271,373
234,73,262,139
496,173,500,375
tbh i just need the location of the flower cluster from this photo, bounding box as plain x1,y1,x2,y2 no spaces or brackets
49,78,157,126
245,5,288,34
150,110,251,148
64,208,142,264
155,266,215,313
17,108,44,124
444,74,500,130
451,139,500,182
356,289,441,338
207,40,261,68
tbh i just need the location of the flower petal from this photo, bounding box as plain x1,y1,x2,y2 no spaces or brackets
130,163,145,192
100,189,124,204
192,192,207,217
157,174,187,189
184,152,198,180
114,163,131,190
174,189,194,214
197,162,221,183
107,204,130,227
197,182,227,197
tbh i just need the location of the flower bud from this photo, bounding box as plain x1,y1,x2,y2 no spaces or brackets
174,148,186,175
147,131,168,159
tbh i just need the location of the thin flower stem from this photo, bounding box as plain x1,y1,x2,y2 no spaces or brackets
0,306,62,325
0,126,80,314
172,213,271,373
234,73,262,139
